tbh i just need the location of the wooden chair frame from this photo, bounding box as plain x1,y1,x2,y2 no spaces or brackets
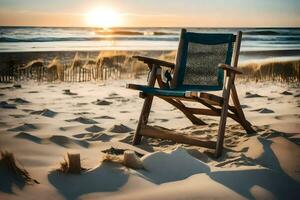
127,29,255,158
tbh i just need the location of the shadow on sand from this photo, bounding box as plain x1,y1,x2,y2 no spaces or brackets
48,162,129,200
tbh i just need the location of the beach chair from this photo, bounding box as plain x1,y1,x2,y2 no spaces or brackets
127,29,255,157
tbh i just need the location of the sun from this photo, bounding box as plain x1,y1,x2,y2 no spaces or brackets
86,7,121,28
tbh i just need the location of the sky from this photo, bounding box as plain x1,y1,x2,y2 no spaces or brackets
0,0,299,27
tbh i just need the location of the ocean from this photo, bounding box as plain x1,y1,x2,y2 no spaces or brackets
1,27,300,61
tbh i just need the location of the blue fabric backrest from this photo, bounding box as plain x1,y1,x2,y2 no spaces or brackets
175,31,236,91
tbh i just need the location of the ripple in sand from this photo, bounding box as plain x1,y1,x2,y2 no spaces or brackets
15,132,42,144
109,124,133,133
66,117,98,124
9,98,30,104
0,101,17,109
92,99,112,106
85,125,105,133
30,109,58,118
49,135,89,148
245,92,265,98
8,123,37,132
93,115,115,119
251,108,274,113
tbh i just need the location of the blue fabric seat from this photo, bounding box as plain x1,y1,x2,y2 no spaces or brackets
128,83,222,97
128,84,187,97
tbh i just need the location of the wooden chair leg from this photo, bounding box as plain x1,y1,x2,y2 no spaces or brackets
133,64,158,145
215,74,233,158
133,95,154,144
231,85,255,134
215,97,230,158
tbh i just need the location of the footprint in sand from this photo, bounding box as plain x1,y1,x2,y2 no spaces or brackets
30,109,58,118
76,103,89,106
74,111,93,115
63,89,77,95
15,132,43,144
0,101,17,109
241,104,251,109
109,92,119,97
251,108,274,113
9,114,27,118
245,92,265,98
85,125,105,133
72,133,94,139
94,115,115,119
13,84,22,88
109,124,133,133
27,91,39,93
281,91,293,95
92,99,112,105
8,98,30,104
87,133,113,142
22,109,35,113
120,111,130,113
49,135,89,148
66,117,98,124
8,123,37,132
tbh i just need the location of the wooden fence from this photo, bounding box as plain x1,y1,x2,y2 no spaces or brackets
0,62,122,83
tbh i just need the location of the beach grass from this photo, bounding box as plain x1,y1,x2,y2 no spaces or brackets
0,51,299,83
240,59,300,83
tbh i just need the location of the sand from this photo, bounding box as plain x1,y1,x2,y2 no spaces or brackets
0,78,299,200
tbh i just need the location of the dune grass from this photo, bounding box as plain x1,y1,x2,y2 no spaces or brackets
0,150,38,184
2,50,299,83
239,59,300,83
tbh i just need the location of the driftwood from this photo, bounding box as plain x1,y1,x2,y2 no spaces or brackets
59,153,82,174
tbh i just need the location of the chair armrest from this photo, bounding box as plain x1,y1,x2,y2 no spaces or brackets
218,63,243,74
133,56,175,69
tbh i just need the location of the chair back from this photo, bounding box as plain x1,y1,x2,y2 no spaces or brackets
171,29,240,91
